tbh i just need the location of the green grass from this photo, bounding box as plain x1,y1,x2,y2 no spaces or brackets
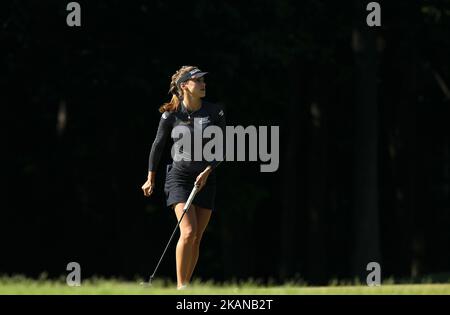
1,276,450,294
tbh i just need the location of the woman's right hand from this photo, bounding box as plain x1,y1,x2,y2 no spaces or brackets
142,178,154,197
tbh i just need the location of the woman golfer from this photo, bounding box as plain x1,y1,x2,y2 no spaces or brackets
142,65,225,289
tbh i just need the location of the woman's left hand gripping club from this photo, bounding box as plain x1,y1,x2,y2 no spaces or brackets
195,166,212,191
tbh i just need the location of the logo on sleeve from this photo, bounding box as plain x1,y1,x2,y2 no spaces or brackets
218,110,224,117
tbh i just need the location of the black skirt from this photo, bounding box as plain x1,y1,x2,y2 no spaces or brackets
164,164,217,210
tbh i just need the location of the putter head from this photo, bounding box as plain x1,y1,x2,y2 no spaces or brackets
139,276,153,287
139,281,151,287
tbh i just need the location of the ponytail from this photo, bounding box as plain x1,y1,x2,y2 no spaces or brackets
159,94,180,113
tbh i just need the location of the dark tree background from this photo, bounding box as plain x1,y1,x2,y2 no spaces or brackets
2,0,449,284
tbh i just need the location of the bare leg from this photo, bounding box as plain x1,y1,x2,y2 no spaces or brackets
186,206,212,283
174,203,198,289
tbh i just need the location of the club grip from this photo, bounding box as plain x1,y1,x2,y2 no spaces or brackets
183,184,199,211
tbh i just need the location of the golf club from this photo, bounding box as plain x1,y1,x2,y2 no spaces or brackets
140,183,200,286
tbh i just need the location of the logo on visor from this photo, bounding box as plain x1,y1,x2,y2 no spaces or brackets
190,69,201,75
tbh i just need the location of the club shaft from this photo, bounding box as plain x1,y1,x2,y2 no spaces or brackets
149,185,199,280
150,210,186,279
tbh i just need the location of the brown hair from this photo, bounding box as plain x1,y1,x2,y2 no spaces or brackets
159,65,198,113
